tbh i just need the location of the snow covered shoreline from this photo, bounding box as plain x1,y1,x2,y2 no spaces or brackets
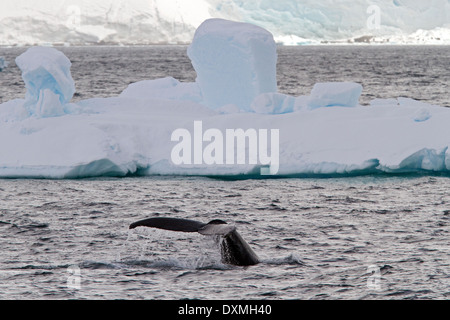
1,19,449,179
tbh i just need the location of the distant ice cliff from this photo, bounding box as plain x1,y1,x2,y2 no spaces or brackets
1,18,449,179
1,0,449,46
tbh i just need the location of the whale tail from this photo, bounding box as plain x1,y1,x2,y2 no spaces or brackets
129,217,205,232
129,217,259,266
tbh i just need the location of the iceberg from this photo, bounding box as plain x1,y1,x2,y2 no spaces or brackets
0,57,8,71
187,18,277,111
307,82,363,109
14,47,76,118
1,18,450,179
250,93,296,114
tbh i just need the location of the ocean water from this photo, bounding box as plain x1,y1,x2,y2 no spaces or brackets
0,46,449,300
0,176,449,300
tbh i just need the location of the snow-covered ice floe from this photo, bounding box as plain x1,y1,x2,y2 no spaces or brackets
1,18,449,179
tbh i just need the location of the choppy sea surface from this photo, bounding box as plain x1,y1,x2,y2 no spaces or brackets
0,176,449,300
0,46,449,299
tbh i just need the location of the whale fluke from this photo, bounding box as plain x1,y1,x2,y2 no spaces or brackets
129,217,205,232
129,217,259,266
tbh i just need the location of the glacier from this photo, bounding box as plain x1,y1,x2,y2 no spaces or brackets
1,0,449,46
14,47,76,118
0,57,8,71
1,18,450,179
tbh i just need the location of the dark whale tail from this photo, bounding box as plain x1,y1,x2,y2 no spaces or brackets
129,217,205,232
129,217,259,266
